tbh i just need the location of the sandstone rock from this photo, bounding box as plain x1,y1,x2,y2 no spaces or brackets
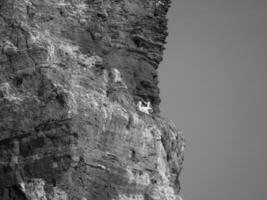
0,0,185,200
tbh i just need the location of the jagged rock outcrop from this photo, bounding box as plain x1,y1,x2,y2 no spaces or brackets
0,0,185,200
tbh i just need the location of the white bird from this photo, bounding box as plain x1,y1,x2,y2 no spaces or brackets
137,101,153,114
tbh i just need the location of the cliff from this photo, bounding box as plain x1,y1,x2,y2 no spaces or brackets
0,0,185,200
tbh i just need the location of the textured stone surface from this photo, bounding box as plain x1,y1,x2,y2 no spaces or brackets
0,0,185,200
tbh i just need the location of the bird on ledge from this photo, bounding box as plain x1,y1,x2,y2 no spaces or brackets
136,101,153,114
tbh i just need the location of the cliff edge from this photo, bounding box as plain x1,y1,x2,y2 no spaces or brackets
0,0,185,200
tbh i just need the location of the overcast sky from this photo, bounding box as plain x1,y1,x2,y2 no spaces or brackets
159,1,267,200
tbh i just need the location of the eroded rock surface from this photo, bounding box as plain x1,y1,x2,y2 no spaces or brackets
0,0,185,200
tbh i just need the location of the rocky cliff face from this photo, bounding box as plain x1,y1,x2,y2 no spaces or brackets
0,0,185,200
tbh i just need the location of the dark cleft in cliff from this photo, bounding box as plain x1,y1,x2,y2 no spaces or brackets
0,0,185,200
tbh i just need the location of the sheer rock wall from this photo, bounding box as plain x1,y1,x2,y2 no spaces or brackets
0,0,185,200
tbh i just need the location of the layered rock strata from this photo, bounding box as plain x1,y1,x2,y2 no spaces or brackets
0,0,185,200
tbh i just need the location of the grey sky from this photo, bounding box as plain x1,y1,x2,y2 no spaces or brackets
159,1,267,200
